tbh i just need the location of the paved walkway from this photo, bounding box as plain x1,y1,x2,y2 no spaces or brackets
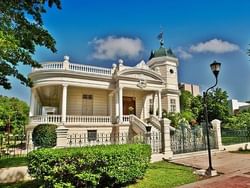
171,151,250,188
0,166,31,183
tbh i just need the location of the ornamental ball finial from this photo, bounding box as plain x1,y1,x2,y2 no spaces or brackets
64,55,69,61
118,59,124,65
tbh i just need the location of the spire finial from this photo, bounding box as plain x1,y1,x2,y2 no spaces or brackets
157,26,164,47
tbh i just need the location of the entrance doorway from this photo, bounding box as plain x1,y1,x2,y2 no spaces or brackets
123,96,136,115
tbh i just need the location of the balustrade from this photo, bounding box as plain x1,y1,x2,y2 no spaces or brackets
122,115,130,124
30,115,62,123
66,115,111,125
30,115,112,125
32,62,112,76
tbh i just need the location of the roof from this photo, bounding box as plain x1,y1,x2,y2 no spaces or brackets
149,46,176,60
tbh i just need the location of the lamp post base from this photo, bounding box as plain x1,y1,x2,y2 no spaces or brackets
206,168,217,176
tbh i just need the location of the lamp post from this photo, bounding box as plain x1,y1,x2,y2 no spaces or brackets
203,60,221,176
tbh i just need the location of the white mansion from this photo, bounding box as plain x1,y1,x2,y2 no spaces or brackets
27,44,180,140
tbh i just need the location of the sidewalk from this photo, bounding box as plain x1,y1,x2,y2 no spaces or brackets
171,151,250,188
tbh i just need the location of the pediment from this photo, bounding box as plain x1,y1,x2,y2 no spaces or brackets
117,68,165,83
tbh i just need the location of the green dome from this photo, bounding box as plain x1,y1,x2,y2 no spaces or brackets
149,46,176,60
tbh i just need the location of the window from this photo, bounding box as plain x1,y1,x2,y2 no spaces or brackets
149,99,153,115
82,94,93,115
170,99,176,112
87,130,97,141
169,69,174,74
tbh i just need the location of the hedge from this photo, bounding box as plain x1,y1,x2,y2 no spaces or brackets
32,124,57,148
27,144,151,187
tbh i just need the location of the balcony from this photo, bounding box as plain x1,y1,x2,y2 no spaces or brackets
32,61,113,76
30,115,112,126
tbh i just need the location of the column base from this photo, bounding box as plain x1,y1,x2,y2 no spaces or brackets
163,150,173,160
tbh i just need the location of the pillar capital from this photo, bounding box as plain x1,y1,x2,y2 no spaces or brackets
62,83,68,87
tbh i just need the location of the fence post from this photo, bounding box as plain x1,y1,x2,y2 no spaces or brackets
56,126,69,148
211,119,223,150
26,128,34,151
160,118,173,159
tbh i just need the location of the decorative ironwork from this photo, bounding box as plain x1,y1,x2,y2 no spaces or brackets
0,133,28,158
67,131,162,154
221,129,250,145
170,124,217,154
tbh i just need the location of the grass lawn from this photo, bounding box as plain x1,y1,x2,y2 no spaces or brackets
0,157,27,168
0,180,39,188
128,161,199,188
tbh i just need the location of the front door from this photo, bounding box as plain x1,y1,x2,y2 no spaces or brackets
123,96,136,115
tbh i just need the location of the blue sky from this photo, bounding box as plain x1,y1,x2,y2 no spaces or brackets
1,0,250,103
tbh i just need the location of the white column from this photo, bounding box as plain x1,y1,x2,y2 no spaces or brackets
29,88,36,117
62,84,68,123
143,95,147,119
158,90,162,119
153,92,157,116
115,90,119,123
119,87,123,123
34,98,38,116
109,93,113,120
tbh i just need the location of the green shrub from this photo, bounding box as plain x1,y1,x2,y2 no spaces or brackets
27,144,151,187
32,124,57,148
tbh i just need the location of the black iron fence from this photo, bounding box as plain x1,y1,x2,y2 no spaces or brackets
221,129,250,145
0,133,30,158
67,131,162,154
171,125,217,154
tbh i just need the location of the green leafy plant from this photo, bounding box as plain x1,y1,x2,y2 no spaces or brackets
0,95,29,134
32,124,57,148
27,144,151,187
0,1,61,89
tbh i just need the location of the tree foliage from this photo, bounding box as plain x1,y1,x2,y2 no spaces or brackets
0,0,61,89
224,110,250,130
180,90,193,111
179,90,203,125
0,95,29,134
206,88,230,122
178,88,229,125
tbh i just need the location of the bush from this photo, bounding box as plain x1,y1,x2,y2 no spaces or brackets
28,144,151,187
32,124,57,148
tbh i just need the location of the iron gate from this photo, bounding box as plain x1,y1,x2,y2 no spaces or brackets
170,124,217,154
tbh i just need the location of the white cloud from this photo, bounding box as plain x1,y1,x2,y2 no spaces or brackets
190,38,239,53
176,47,192,60
89,36,143,60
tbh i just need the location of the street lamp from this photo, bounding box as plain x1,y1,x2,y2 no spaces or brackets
203,60,221,176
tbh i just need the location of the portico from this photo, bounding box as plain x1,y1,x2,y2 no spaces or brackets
29,85,163,127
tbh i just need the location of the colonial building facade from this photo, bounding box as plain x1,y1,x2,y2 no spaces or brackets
27,44,180,140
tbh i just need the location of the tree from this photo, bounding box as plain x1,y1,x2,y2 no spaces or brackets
224,111,250,130
0,0,61,89
0,96,29,134
179,88,229,124
179,90,203,124
180,90,193,111
206,88,230,122
191,95,203,123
